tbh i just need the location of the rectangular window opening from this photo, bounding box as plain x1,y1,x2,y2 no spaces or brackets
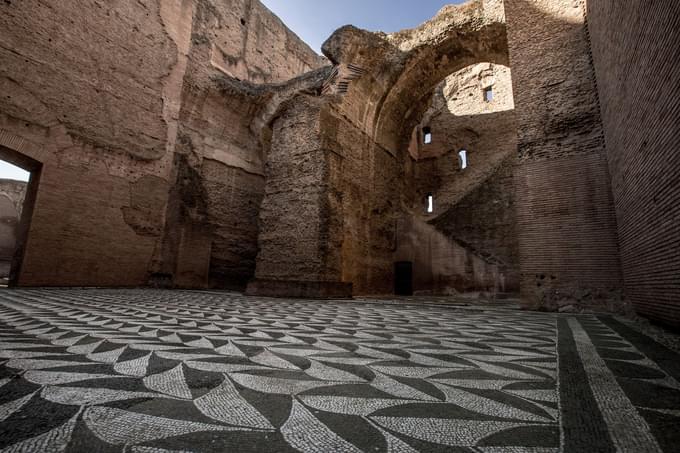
484,86,493,102
458,150,468,170
423,127,432,145
427,194,434,213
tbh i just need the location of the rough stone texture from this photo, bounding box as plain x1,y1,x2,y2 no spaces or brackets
0,0,323,287
0,179,26,218
1,0,677,327
250,0,511,297
152,0,327,290
197,0,326,83
0,179,27,280
427,157,519,293
251,96,333,283
586,0,680,328
398,63,519,296
504,0,624,311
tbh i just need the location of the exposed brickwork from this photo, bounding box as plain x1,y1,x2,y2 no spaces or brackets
1,0,676,320
504,0,623,310
514,153,623,310
0,0,322,287
325,106,401,296
400,63,520,295
251,96,334,283
586,0,680,326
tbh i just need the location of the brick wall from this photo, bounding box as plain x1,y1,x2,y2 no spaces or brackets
0,0,322,287
504,0,623,310
402,64,520,295
586,0,680,326
429,156,520,293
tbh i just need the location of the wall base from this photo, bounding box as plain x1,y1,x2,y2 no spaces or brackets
246,279,353,299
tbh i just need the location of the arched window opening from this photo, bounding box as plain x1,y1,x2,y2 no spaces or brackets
423,126,432,145
458,150,468,170
426,193,434,213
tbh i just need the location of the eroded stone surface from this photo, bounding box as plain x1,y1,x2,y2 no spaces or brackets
397,63,519,296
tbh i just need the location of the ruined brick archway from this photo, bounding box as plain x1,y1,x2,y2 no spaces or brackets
249,0,515,297
321,0,510,155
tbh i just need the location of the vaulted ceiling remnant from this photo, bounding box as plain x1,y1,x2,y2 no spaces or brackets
320,0,509,154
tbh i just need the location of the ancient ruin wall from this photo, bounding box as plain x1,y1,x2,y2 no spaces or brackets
504,0,623,311
586,0,680,326
248,1,511,297
161,0,325,289
325,105,402,296
1,0,179,286
400,63,519,295
0,0,323,287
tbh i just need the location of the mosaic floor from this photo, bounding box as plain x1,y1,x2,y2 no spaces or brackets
0,289,678,452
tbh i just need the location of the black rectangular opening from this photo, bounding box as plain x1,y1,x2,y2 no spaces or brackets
394,261,413,296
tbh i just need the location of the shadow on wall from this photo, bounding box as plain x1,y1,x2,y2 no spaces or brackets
505,0,624,313
398,114,519,295
396,213,514,295
393,61,519,297
585,0,680,326
259,1,515,298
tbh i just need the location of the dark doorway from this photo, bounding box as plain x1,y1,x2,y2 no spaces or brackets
0,145,42,287
394,261,413,296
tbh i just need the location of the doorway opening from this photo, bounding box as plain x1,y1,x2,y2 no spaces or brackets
394,261,413,296
0,145,42,287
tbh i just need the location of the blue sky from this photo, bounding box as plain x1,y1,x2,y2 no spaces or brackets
261,0,464,53
0,161,29,182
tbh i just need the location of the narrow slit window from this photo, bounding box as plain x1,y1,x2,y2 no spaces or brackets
484,86,493,102
426,194,434,213
458,150,468,170
423,127,432,145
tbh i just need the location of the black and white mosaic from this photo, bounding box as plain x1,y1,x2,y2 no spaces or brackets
0,289,677,452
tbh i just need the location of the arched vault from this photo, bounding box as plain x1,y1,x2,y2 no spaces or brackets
321,0,509,154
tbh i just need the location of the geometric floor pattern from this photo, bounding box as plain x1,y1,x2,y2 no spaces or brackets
0,289,678,452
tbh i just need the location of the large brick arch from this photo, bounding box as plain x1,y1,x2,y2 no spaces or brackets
321,0,509,156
